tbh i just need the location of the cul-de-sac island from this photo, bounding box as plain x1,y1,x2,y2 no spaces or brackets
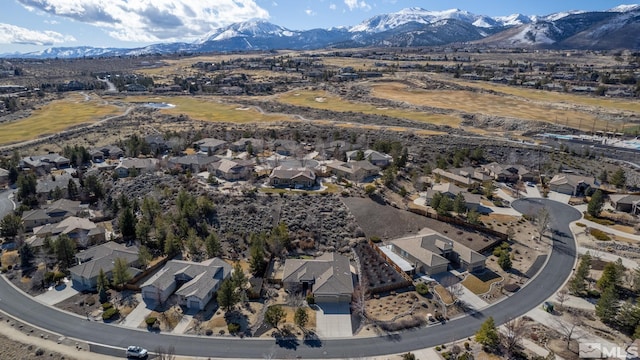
0,3,640,360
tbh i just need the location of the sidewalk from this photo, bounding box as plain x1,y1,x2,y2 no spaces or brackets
577,246,638,269
579,219,640,242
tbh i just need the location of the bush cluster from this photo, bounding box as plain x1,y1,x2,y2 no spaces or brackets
415,283,430,296
589,228,611,241
145,317,157,326
102,307,119,320
228,323,241,334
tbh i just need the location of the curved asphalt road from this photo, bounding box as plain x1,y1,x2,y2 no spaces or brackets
0,198,580,359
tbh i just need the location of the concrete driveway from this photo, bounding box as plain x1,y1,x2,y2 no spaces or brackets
121,294,153,328
314,302,352,338
35,280,78,305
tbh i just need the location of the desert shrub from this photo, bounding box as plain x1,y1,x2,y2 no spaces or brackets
589,228,611,241
464,342,470,350
370,236,382,243
416,283,430,296
205,329,213,336
378,317,424,332
365,184,376,195
101,302,113,310
228,323,241,334
435,346,442,351
584,214,615,225
306,294,315,305
102,307,119,320
85,295,96,306
575,222,586,227
145,317,157,326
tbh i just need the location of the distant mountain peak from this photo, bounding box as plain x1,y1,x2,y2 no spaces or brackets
608,4,640,12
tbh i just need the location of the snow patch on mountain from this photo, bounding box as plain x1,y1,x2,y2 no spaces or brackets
608,4,640,12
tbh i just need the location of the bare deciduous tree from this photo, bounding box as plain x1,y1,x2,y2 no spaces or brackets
535,208,550,242
555,289,569,310
155,345,176,360
502,317,528,355
555,312,583,350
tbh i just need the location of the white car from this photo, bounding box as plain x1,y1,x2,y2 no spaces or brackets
126,346,148,359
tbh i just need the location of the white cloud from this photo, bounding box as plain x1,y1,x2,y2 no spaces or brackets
305,9,316,16
329,3,336,10
17,0,270,42
0,23,75,45
344,0,370,11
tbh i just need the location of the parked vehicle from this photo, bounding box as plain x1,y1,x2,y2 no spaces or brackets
126,346,148,359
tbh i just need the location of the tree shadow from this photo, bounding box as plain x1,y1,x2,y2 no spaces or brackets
274,328,299,350
302,330,322,348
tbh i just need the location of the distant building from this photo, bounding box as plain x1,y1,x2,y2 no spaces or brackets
269,166,316,189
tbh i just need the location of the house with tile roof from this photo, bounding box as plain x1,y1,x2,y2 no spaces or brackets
282,253,354,303
325,160,380,182
141,258,232,310
69,241,140,290
22,199,84,231
269,166,317,189
209,159,253,181
389,229,486,275
548,173,597,196
33,216,105,248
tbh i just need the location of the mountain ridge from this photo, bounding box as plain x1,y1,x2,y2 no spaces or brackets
3,5,639,59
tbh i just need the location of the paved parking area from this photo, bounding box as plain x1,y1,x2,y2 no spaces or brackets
35,280,78,305
314,302,353,338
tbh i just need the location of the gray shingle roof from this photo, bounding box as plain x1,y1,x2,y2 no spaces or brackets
282,253,353,297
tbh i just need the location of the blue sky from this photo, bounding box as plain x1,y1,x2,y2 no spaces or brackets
0,0,632,53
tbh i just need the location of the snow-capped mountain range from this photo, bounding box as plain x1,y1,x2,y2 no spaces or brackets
3,5,639,59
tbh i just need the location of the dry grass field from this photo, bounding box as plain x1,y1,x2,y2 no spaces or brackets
277,89,461,127
371,82,619,131
122,96,293,123
0,93,121,145
442,76,640,114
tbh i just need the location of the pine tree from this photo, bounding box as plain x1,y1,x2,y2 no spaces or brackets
569,253,591,295
587,190,604,217
498,252,513,271
205,232,221,258
111,258,131,288
97,269,109,303
217,278,239,312
475,316,500,351
453,192,467,214
610,168,627,188
596,285,619,324
596,261,623,291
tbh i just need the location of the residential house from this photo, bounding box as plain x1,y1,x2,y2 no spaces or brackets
69,241,140,290
423,183,482,211
114,158,158,178
0,168,8,186
230,138,265,153
318,140,362,160
325,160,380,182
36,173,80,203
432,168,480,187
346,150,392,167
22,199,84,231
141,258,232,310
209,159,253,181
272,139,300,156
33,216,106,248
21,154,70,174
167,154,219,173
389,229,486,275
548,174,597,196
481,163,536,183
90,145,124,162
609,194,640,213
269,166,317,189
195,138,227,154
282,252,354,303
